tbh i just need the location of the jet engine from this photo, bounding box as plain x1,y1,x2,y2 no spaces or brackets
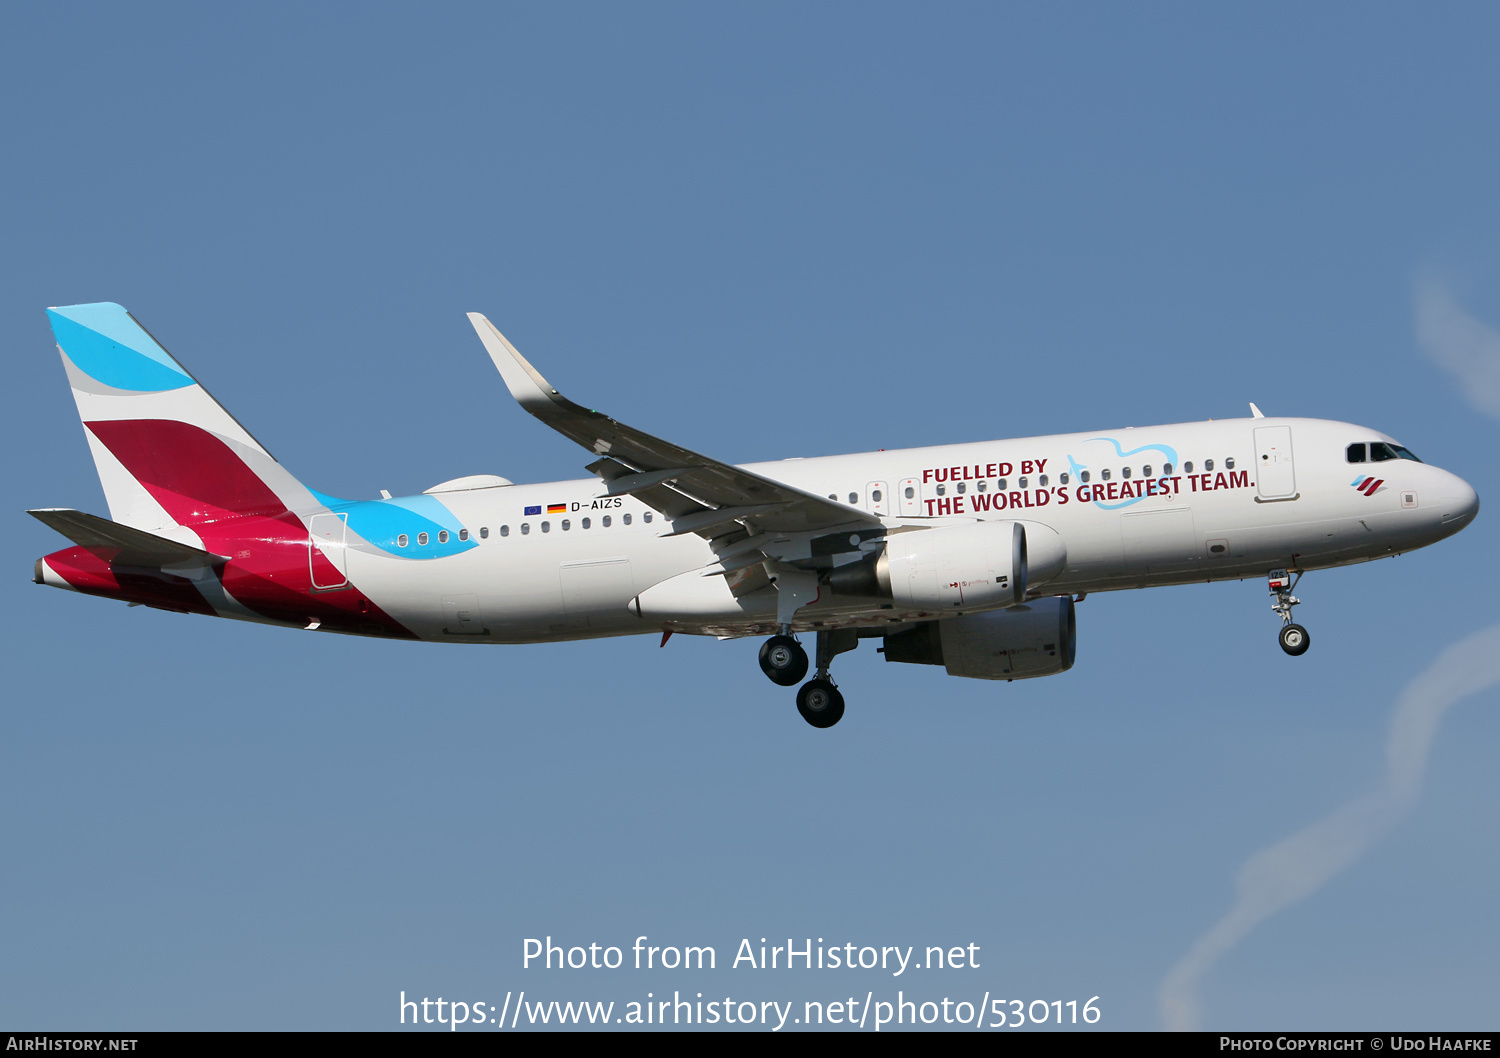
880,595,1077,680
827,520,1066,612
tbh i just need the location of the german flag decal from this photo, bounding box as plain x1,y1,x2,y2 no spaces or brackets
547,503,567,514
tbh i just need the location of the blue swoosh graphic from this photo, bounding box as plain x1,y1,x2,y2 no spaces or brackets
308,489,478,559
1085,436,1180,464
1075,437,1181,510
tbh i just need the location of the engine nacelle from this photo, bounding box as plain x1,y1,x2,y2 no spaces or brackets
885,520,1025,610
842,520,1065,612
881,595,1077,680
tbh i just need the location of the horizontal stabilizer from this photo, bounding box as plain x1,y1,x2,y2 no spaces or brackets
29,508,227,567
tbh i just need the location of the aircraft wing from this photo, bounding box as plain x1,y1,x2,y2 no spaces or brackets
467,313,883,541
29,508,227,567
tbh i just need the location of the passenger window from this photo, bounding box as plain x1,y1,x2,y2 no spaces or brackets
1370,442,1397,462
397,533,408,547
1142,465,1152,477
1039,474,1048,486
602,515,611,527
458,529,469,541
1101,469,1111,481
956,482,966,494
1163,463,1173,475
562,519,571,531
828,494,837,500
848,492,858,504
437,530,449,544
872,489,882,503
418,532,429,545
582,517,591,529
496,526,505,538
541,521,550,533
936,484,946,496
1059,473,1069,485
521,524,530,535
1019,477,1028,488
482,527,491,539
643,513,651,523
1122,467,1132,479
1184,461,1194,474
1078,472,1088,484
904,486,915,499
998,478,1008,489
977,481,987,492
1205,459,1214,472
1225,457,1235,470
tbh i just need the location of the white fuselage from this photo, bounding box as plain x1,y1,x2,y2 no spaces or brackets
341,416,1478,643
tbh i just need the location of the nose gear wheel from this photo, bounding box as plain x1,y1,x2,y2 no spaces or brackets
1279,623,1310,656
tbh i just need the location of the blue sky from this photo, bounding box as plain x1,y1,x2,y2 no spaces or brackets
3,3,1498,1031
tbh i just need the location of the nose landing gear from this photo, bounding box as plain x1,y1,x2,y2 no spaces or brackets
1269,569,1310,656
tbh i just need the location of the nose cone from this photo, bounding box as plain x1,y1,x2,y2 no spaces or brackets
1440,475,1480,534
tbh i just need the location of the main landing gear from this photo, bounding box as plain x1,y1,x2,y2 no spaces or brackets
759,627,856,728
758,633,808,686
796,678,844,729
1269,568,1310,656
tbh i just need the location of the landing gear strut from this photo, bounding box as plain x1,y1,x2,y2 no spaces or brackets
1269,568,1310,656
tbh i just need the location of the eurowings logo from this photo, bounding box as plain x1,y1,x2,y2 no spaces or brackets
1351,475,1386,497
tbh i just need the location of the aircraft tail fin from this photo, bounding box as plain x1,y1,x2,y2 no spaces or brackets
45,303,317,532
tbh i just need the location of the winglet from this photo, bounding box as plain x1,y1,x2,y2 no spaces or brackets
1249,402,1266,418
466,313,562,412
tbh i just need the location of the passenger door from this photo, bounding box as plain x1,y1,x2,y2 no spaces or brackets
309,512,348,589
1253,426,1297,500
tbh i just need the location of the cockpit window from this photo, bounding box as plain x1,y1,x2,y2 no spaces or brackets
1391,444,1422,462
1369,442,1398,462
1347,443,1367,463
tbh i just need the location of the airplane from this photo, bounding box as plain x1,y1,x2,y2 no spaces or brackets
31,302,1480,727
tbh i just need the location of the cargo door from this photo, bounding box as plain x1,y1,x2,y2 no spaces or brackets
1121,506,1198,574
560,558,636,628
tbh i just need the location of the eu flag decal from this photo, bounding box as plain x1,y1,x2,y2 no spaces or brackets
524,505,541,516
